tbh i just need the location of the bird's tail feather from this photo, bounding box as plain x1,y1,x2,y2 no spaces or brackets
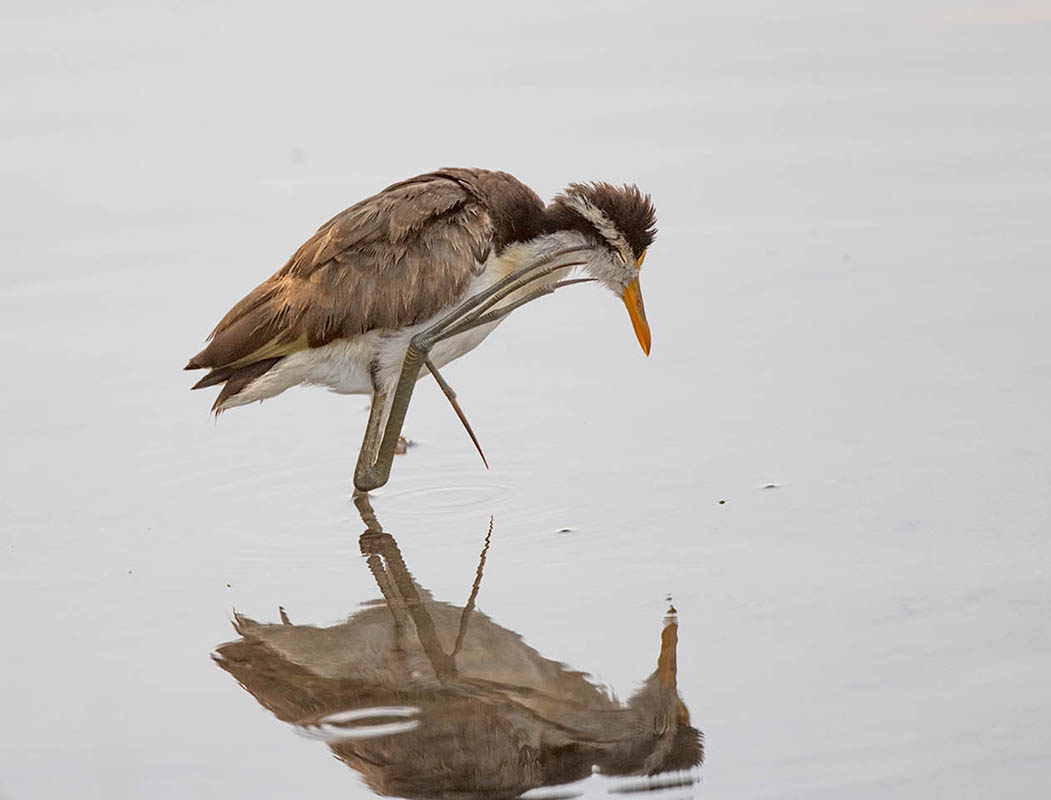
188,358,283,413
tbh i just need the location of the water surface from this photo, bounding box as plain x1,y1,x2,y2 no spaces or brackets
2,2,1050,798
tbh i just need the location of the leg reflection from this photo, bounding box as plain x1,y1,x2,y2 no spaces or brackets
213,501,702,798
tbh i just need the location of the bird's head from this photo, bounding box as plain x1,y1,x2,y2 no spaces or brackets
547,182,657,355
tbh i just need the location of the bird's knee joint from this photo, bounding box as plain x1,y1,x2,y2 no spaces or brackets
410,333,433,354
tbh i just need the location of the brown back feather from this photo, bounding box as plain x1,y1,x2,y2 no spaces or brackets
186,169,540,373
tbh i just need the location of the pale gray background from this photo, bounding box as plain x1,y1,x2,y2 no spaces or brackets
1,1,1049,798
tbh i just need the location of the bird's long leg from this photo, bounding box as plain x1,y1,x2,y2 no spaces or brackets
354,343,427,491
415,280,594,471
352,253,591,492
444,277,596,337
353,388,393,492
426,246,587,332
436,259,587,339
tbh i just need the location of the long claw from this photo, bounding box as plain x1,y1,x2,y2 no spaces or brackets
448,394,489,469
424,356,489,469
551,277,598,290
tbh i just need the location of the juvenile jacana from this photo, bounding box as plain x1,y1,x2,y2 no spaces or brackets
186,168,656,491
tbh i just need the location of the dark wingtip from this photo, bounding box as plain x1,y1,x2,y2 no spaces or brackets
205,358,281,409
185,358,201,371
190,365,240,391
191,373,216,390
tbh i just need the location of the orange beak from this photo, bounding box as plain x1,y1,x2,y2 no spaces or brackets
622,276,651,355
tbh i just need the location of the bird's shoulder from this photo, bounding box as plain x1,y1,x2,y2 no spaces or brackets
286,168,545,275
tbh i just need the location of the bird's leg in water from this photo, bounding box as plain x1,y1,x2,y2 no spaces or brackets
353,346,424,492
353,388,394,491
352,251,591,492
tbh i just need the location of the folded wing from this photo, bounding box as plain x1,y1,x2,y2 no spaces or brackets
186,172,495,382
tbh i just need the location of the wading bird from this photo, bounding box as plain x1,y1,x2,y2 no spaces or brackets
186,168,656,491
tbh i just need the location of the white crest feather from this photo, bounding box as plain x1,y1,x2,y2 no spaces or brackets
562,193,634,265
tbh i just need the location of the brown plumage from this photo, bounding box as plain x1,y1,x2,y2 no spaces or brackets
185,169,546,406
186,168,658,494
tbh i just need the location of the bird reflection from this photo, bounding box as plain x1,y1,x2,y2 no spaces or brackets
213,495,702,798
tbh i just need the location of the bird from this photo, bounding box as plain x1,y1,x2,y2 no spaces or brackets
185,168,657,491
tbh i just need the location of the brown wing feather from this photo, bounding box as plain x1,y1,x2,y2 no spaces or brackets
186,172,494,373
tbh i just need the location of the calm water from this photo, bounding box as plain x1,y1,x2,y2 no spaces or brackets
2,2,1050,798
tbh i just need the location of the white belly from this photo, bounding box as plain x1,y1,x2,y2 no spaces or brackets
222,271,506,409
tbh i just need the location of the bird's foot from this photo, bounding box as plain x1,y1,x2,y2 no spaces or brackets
394,435,413,455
